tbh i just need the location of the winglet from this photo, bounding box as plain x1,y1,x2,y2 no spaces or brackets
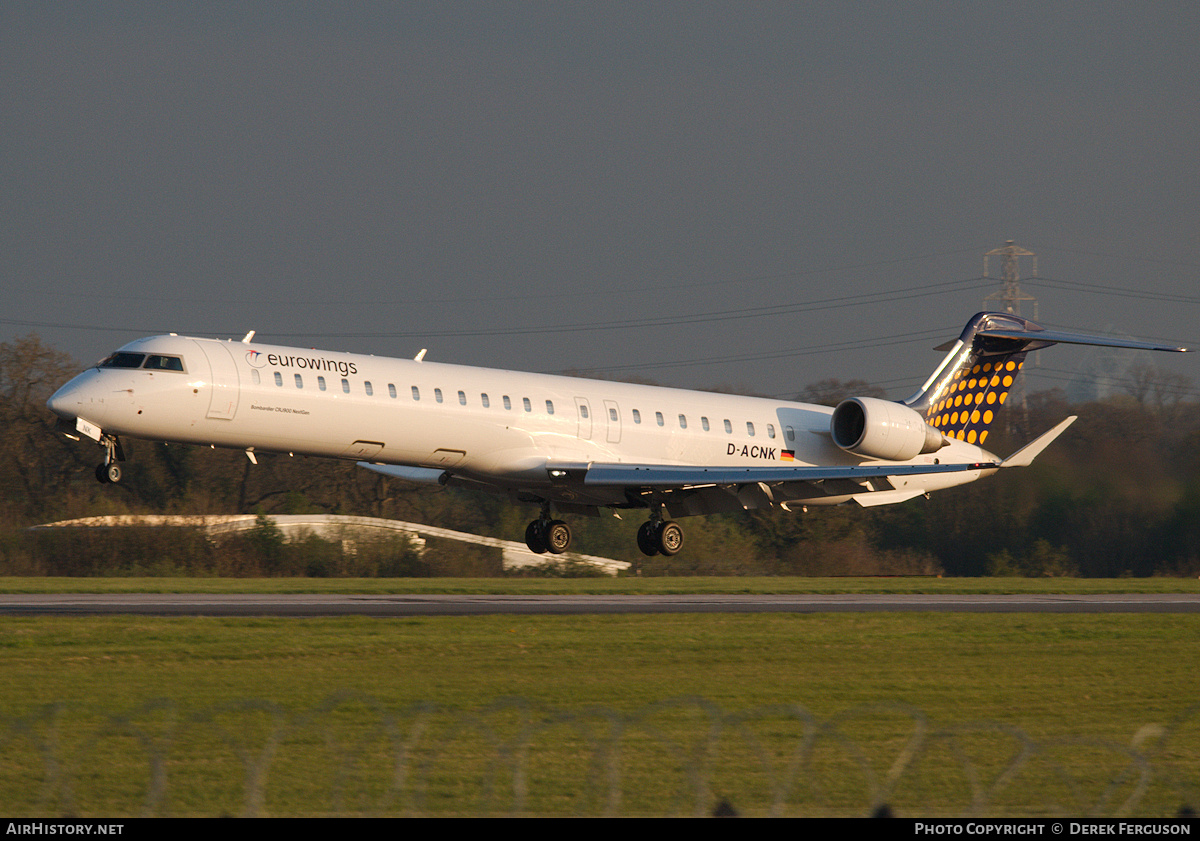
1000,416,1077,468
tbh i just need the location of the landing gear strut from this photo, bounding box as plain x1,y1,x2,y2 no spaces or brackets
94,434,126,484
524,503,572,555
636,509,684,557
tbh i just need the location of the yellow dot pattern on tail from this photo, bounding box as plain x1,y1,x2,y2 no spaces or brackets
928,358,1024,444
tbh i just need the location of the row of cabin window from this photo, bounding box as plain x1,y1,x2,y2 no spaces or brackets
258,370,796,441
585,405,794,441
625,409,789,440
257,370,552,413
418,387,545,413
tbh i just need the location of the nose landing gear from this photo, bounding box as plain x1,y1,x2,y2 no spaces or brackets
94,434,126,484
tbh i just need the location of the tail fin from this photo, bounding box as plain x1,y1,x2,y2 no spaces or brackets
904,312,1187,446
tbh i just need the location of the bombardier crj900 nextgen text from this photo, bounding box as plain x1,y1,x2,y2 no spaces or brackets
47,313,1186,557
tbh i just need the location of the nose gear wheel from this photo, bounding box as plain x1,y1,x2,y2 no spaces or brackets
94,435,126,484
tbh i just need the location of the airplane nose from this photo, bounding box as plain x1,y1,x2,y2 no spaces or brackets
47,379,83,420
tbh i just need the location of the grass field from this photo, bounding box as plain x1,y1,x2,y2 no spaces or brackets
1,578,1198,816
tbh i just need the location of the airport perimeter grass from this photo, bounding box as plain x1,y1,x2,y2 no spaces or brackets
1,594,1198,816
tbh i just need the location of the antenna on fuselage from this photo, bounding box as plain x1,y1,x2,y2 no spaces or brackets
414,349,427,362
241,330,256,344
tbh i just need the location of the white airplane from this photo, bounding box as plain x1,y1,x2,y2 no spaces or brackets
47,312,1186,557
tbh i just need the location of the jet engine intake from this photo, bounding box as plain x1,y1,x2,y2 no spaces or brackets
831,397,946,461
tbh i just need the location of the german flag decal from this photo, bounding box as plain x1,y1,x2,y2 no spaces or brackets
780,450,795,462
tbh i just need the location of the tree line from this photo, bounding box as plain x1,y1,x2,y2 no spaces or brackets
2,334,1197,577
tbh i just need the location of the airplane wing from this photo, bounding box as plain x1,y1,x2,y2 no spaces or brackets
359,418,1074,516
580,416,1077,489
358,458,997,489
361,430,1069,493
574,459,1001,516
577,460,997,488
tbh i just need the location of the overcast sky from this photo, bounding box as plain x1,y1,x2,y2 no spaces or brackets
3,2,1197,399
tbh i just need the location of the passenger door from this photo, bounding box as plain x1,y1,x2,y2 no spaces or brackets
195,341,241,420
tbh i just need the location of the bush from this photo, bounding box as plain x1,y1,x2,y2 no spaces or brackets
15,521,426,578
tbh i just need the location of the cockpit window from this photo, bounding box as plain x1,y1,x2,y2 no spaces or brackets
144,355,185,372
98,352,145,369
97,352,186,372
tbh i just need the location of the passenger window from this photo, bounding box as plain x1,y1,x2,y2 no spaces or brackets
747,422,755,436
295,374,303,389
481,393,489,408
435,388,443,403
251,369,261,385
546,400,554,415
342,379,350,394
523,397,532,412
724,419,732,434
503,395,512,410
633,409,642,424
702,417,710,431
459,390,467,406
609,407,618,422
678,414,687,429
365,381,373,396
656,412,664,427
274,372,283,387
388,383,396,398
412,386,420,401
786,426,795,441
580,405,589,419
767,424,775,439
318,376,327,391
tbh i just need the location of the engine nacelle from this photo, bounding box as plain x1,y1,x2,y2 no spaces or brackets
830,397,946,461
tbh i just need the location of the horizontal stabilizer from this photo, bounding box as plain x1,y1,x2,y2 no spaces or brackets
978,327,1187,353
1000,416,1078,468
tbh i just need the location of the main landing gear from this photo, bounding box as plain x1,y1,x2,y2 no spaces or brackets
636,515,684,557
525,504,572,555
94,434,125,484
524,503,684,558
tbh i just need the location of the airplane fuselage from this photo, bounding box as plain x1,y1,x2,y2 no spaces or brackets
47,333,993,514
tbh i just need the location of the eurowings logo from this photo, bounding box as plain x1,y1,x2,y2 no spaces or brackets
245,350,359,376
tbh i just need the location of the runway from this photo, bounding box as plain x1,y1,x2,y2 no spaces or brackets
1,593,1199,616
